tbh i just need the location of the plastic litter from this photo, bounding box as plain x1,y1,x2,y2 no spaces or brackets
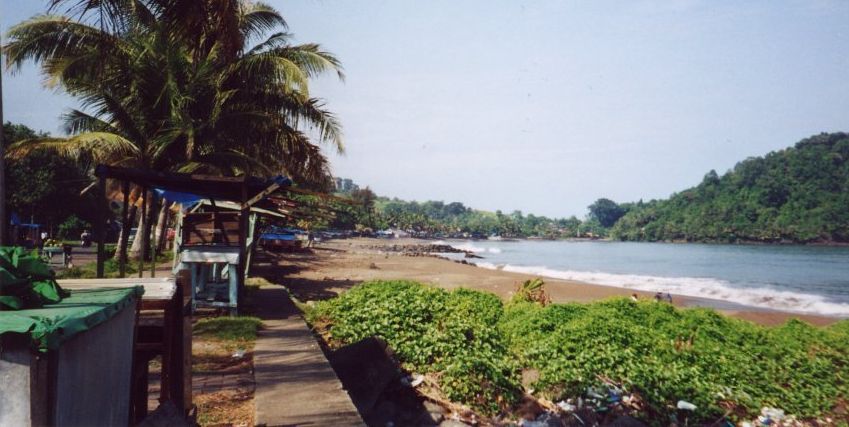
232,349,246,359
557,400,577,412
410,374,425,387
520,412,561,427
676,400,697,411
586,386,605,399
761,407,784,421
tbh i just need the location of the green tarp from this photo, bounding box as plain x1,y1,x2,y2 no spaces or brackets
0,287,143,351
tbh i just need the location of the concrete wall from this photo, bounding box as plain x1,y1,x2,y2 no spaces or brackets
0,300,136,426
54,301,136,426
0,336,35,426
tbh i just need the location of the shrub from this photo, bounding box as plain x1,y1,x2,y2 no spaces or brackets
308,280,849,422
308,280,520,413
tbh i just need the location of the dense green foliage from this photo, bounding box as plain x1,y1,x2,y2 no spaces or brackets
588,198,629,228
3,122,96,236
612,133,849,243
309,280,849,423
308,281,519,413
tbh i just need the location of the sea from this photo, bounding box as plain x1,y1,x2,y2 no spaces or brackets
436,240,849,317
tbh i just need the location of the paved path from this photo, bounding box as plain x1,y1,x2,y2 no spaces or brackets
253,285,364,427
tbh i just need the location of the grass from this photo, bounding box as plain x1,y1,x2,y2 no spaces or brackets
307,279,849,424
56,250,173,279
194,316,262,342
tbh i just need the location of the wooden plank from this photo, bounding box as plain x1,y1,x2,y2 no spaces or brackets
59,278,177,301
182,212,240,246
138,187,147,279
172,270,193,416
96,176,106,278
119,181,131,278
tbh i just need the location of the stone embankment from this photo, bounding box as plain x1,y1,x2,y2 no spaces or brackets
363,244,482,264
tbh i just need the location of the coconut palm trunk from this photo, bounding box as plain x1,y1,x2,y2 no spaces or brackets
114,187,139,261
128,202,145,259
142,191,158,261
154,200,169,252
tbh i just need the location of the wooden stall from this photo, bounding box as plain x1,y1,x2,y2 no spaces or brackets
94,165,291,314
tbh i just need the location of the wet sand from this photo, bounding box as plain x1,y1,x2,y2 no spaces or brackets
264,238,838,327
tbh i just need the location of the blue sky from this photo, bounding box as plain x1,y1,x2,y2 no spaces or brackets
2,1,848,217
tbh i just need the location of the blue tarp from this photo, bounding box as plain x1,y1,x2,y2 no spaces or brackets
154,189,204,205
155,175,291,207
259,233,297,241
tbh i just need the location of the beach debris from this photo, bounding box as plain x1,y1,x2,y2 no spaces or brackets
439,419,472,427
399,373,425,387
369,262,379,269
571,413,585,425
757,407,785,425
519,411,562,427
410,374,425,387
232,349,246,359
556,400,577,412
676,400,697,411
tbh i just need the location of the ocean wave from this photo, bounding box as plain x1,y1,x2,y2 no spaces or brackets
475,262,849,317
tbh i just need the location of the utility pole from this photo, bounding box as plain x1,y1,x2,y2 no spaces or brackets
0,33,7,246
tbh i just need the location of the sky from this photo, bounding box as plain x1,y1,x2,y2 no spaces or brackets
2,1,848,218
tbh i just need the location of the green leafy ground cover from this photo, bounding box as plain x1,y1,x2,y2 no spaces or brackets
307,280,849,423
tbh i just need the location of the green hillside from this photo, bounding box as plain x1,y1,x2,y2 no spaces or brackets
612,132,849,243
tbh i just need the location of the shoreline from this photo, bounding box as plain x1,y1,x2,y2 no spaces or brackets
430,236,849,247
273,238,840,327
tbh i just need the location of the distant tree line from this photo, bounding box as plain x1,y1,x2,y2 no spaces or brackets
333,132,849,243
331,184,610,238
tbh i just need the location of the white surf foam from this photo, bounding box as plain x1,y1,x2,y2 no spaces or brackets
475,262,849,317
449,242,502,254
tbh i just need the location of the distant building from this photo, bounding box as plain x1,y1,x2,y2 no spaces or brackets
334,178,360,193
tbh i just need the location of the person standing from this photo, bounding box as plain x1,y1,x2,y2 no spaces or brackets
80,229,92,247
39,230,48,251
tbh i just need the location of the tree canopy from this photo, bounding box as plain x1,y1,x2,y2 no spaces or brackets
611,132,849,243
3,122,96,237
4,0,343,188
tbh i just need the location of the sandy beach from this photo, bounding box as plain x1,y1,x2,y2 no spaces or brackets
259,237,838,327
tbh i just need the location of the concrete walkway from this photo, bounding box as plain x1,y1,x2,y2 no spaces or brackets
253,285,364,427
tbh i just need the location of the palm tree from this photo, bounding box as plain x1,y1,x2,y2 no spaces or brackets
4,0,344,262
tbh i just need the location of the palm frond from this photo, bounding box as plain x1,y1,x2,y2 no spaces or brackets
276,43,345,81
4,16,127,72
6,132,139,163
240,2,287,44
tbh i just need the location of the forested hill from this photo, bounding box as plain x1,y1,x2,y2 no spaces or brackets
611,132,849,243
